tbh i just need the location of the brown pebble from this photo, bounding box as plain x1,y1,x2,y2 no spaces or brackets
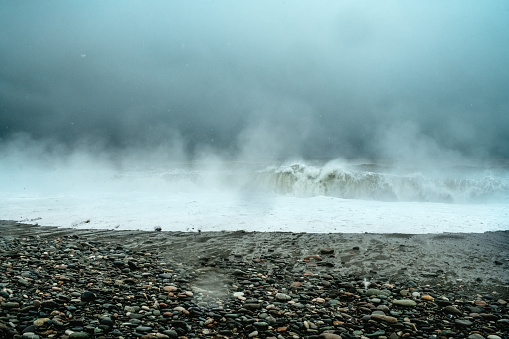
480,313,499,321
321,333,343,339
303,255,323,261
163,286,178,292
33,318,51,326
474,300,487,307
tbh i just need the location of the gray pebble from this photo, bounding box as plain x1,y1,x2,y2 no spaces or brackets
135,326,152,332
392,299,417,307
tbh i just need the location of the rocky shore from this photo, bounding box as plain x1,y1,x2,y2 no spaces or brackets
0,221,508,338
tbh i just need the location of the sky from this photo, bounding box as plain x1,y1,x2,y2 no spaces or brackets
1,0,509,162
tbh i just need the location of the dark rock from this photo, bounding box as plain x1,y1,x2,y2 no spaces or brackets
163,329,179,338
497,319,509,328
100,317,114,327
443,306,462,315
22,325,38,333
480,313,499,321
455,319,473,327
319,248,335,254
80,291,96,302
69,332,90,338
1,301,20,308
41,300,58,309
170,320,188,329
135,326,152,332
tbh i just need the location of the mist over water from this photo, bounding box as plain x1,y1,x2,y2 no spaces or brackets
1,138,508,232
1,1,508,232
2,1,509,159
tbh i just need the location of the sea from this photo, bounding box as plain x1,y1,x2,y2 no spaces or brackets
1,158,508,234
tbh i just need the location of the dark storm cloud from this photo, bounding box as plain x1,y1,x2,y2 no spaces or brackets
1,0,508,160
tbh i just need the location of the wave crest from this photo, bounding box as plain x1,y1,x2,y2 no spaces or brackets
254,162,508,203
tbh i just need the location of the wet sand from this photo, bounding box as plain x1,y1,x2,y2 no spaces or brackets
1,220,508,298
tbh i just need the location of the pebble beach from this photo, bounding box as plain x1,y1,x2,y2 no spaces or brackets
0,221,508,339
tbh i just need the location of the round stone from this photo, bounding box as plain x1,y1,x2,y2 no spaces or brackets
392,299,417,307
319,248,334,254
322,334,342,339
275,293,292,301
366,289,382,296
33,318,51,326
474,300,487,307
371,314,398,324
443,306,462,315
135,326,152,332
455,319,473,327
22,333,40,339
80,291,96,302
100,317,113,326
253,321,269,330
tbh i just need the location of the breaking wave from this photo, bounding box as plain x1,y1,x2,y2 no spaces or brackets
109,160,509,203
252,162,509,203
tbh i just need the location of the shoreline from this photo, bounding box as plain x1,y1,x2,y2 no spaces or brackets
1,220,508,338
1,221,508,296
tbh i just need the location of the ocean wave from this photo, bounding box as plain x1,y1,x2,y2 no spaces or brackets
109,160,508,203
253,162,509,203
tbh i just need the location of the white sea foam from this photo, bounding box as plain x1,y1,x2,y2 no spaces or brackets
1,159,507,233
254,161,509,203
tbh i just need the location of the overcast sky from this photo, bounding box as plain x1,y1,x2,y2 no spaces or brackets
1,1,508,161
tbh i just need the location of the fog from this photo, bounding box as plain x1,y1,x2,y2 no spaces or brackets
1,1,509,163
